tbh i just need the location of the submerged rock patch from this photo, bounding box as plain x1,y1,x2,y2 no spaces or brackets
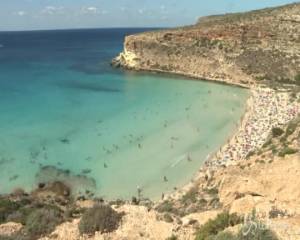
35,166,97,197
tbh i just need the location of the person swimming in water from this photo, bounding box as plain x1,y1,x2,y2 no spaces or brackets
137,186,142,199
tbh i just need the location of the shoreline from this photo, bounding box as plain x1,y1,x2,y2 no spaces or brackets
120,67,254,201
0,80,297,239
113,53,251,89
162,87,254,201
113,50,300,201
158,82,299,202
1,69,298,204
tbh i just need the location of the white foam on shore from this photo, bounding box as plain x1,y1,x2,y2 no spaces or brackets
171,154,186,168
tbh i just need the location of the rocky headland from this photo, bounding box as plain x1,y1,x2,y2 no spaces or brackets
112,3,300,88
1,3,300,240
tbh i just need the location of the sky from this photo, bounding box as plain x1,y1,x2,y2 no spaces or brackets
0,0,298,31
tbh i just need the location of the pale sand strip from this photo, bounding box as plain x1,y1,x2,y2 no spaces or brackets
166,86,300,200
209,87,299,167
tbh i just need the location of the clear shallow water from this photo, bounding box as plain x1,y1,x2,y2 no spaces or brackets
0,29,249,200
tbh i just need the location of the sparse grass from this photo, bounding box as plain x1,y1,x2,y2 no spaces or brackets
255,160,266,164
278,147,298,157
166,235,178,240
262,139,272,148
286,122,298,136
0,235,27,240
6,206,35,225
25,207,63,239
207,231,237,240
204,187,219,196
0,196,73,240
246,151,255,159
295,73,300,84
158,189,212,217
270,144,277,154
79,204,123,235
239,165,246,170
195,213,279,240
163,213,174,223
156,200,178,215
181,187,198,205
269,207,287,219
237,222,278,240
281,120,298,142
290,92,297,101
0,199,20,224
195,212,242,240
272,127,284,137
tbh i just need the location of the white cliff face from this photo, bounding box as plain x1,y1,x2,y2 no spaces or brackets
119,49,139,69
111,38,140,69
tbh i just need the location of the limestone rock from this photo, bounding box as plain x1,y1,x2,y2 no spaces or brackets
0,222,22,236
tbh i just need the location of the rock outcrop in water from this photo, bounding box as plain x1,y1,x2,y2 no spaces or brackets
36,166,97,198
113,3,300,87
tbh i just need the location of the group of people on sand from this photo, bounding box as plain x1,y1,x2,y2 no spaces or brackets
210,87,299,165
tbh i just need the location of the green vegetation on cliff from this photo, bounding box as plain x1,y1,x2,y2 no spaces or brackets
79,204,123,235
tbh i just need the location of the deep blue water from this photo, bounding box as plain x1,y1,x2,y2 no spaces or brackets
0,29,248,199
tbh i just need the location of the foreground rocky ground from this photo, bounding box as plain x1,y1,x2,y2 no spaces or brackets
1,3,300,240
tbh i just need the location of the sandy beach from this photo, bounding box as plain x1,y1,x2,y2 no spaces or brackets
167,85,300,200
210,86,299,166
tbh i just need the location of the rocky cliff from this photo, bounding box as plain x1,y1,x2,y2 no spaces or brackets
113,3,300,87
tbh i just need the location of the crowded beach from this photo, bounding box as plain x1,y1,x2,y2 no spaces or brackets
209,87,300,167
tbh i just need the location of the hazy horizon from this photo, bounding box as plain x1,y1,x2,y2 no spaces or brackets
0,0,298,31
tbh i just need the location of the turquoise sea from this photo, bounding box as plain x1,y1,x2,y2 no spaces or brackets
0,28,249,200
